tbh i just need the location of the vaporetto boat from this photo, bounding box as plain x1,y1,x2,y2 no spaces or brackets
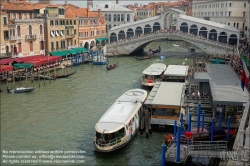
141,63,167,87
94,89,147,152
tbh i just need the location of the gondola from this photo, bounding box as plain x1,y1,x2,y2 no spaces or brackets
54,70,76,78
106,62,119,70
135,55,152,60
152,49,161,54
188,47,195,52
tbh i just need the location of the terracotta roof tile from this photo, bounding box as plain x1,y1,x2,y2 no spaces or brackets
65,6,77,18
46,4,62,8
32,4,49,9
2,2,34,11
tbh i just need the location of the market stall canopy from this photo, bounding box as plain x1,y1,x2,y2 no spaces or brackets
0,65,13,72
70,47,88,54
13,63,34,69
0,58,14,65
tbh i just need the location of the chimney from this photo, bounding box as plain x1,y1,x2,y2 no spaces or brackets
87,8,89,17
98,9,101,17
116,0,118,4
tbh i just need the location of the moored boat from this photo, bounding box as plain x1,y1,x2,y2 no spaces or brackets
188,47,195,52
106,62,119,70
54,70,76,78
173,44,179,47
141,63,166,87
135,55,152,60
164,126,237,144
94,89,147,152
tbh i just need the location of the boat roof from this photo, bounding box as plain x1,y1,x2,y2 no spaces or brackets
95,89,147,133
142,63,166,75
164,65,189,77
144,82,184,106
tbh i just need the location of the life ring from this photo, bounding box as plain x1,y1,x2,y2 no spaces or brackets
184,132,193,140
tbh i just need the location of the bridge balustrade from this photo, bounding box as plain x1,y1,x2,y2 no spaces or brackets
106,31,235,52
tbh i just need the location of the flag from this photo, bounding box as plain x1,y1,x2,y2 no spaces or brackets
240,53,249,91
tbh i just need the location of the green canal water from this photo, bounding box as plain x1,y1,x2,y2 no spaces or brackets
1,40,210,166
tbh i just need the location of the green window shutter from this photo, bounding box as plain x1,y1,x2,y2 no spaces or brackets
74,29,76,34
3,17,7,25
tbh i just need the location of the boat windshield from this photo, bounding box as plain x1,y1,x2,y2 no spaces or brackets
95,127,125,147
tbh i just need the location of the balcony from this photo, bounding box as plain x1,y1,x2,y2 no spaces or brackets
25,34,37,40
10,36,18,41
66,34,75,38
34,14,58,18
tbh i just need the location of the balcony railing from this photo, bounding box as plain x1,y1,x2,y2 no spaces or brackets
25,34,37,40
34,14,58,18
66,34,75,38
10,36,18,41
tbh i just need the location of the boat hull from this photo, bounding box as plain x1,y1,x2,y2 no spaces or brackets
8,87,35,93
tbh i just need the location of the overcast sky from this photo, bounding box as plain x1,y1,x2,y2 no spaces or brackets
50,0,175,8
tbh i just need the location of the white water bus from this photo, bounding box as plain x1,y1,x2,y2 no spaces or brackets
141,63,166,87
94,89,147,152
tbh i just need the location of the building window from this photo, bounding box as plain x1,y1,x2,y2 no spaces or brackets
40,25,43,34
58,9,64,15
229,3,231,7
56,41,59,49
66,20,69,25
3,31,9,39
74,20,76,25
51,42,54,49
19,13,22,19
127,14,130,22
243,23,245,29
70,20,72,25
29,13,32,19
244,3,246,7
234,22,236,27
237,23,239,29
17,26,21,36
114,14,116,21
105,4,108,8
108,14,111,21
96,30,99,35
229,11,231,17
40,41,44,50
102,30,104,35
74,29,76,34
74,39,76,45
84,20,88,25
30,41,33,51
18,43,22,52
121,14,124,22
29,25,32,35
243,12,246,17
117,14,120,21
55,20,58,25
3,17,7,25
50,20,54,26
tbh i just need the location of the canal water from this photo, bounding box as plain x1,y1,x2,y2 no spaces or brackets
1,40,216,166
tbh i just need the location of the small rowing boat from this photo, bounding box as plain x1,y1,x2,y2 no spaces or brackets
106,62,119,70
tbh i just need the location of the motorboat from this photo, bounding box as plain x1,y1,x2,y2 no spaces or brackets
141,63,166,87
94,89,147,152
173,44,179,47
8,87,35,93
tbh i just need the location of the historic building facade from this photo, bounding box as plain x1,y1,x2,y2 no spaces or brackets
192,0,247,38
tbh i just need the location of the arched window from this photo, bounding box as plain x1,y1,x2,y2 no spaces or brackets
114,14,116,21
28,25,32,35
105,4,108,8
40,25,43,34
121,14,124,22
117,14,120,21
127,14,130,22
108,14,111,21
12,29,15,36
17,26,21,36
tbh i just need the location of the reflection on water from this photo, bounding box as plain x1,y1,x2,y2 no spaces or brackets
1,40,209,166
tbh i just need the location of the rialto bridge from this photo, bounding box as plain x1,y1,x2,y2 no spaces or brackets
105,8,239,56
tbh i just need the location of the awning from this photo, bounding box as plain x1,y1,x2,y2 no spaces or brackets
50,51,65,56
0,58,14,65
96,37,108,42
13,63,34,69
0,65,13,72
211,58,226,64
71,47,88,54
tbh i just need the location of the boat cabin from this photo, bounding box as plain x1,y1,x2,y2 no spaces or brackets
164,65,189,83
141,63,166,86
144,82,185,131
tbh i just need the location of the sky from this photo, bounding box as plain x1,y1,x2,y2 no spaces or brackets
49,0,175,8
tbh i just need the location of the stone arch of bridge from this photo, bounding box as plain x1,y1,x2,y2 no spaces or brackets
162,10,183,29
128,36,219,55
